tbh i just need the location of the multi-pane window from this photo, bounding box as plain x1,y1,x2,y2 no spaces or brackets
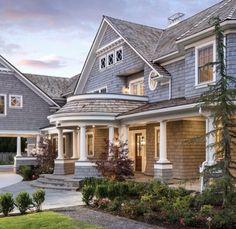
93,87,107,94
155,128,160,158
99,46,123,70
197,45,214,84
100,56,106,70
9,95,23,108
86,133,94,157
0,95,6,115
129,78,144,96
116,48,123,62
107,52,114,66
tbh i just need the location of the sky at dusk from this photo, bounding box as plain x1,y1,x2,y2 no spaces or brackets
0,0,221,78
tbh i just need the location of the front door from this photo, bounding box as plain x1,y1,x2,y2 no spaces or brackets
135,133,142,171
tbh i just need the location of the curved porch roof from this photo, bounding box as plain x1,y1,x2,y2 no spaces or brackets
48,94,148,125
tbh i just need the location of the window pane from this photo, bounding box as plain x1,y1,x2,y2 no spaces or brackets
116,49,123,62
198,45,213,84
100,88,107,94
130,79,144,96
10,96,22,108
100,57,106,69
87,134,94,156
108,53,114,66
0,96,5,114
156,129,160,158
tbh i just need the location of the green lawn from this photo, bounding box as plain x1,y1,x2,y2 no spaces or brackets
0,211,103,229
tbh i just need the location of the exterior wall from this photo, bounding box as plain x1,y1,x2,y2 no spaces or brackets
99,25,120,48
167,120,205,179
93,128,108,160
0,72,53,131
83,43,144,94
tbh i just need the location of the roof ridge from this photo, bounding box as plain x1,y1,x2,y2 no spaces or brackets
104,15,164,32
177,0,232,40
24,73,69,80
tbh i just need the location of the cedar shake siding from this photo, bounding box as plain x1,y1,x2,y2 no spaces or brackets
0,72,53,131
99,25,120,48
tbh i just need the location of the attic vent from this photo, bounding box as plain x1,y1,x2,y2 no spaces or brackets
168,12,184,27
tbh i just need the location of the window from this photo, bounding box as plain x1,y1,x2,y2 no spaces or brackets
196,42,215,85
129,78,144,96
107,51,114,66
155,127,160,159
0,94,6,115
86,132,94,157
115,47,123,62
9,95,23,108
99,55,106,70
92,87,107,94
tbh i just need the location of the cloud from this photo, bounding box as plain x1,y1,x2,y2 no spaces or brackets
18,55,67,69
0,37,21,54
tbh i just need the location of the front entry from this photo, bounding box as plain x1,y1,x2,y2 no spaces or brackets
135,133,142,171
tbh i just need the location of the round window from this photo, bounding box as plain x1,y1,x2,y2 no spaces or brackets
148,70,158,91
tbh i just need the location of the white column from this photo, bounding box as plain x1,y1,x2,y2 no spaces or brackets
57,128,64,159
79,125,87,161
16,136,22,157
77,127,80,158
72,129,78,159
157,121,170,163
206,116,215,165
109,126,114,144
36,135,40,154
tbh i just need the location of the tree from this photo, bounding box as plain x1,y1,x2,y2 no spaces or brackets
199,17,236,207
96,140,134,181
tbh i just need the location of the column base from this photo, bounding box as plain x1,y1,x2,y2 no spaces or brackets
14,156,37,173
154,162,173,184
53,159,75,175
74,161,101,179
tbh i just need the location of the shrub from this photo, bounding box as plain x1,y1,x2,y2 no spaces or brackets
95,184,109,199
15,192,32,214
82,185,95,205
0,192,14,216
32,189,45,212
19,165,33,181
107,196,123,212
121,200,149,218
107,183,117,200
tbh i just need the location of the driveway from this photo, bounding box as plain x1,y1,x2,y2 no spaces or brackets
0,181,83,210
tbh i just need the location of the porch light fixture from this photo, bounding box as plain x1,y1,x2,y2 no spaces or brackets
122,86,129,94
140,136,146,146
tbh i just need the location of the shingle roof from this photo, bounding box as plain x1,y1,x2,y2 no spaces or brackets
56,97,147,115
62,74,80,96
105,16,163,62
119,97,199,116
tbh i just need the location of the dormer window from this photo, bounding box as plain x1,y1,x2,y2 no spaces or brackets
195,41,216,86
107,51,114,66
129,78,144,96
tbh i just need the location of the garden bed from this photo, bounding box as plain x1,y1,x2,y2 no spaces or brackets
81,178,236,229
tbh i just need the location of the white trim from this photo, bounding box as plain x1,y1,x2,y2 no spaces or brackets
195,40,216,86
0,55,60,108
96,38,124,55
0,94,7,116
117,103,198,120
9,94,23,109
67,93,148,102
14,157,37,161
153,51,179,63
0,67,12,72
154,126,160,159
0,130,40,137
86,131,94,157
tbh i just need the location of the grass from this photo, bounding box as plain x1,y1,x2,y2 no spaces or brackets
0,211,103,229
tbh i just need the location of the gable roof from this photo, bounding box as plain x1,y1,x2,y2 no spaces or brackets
24,73,69,99
62,73,80,97
0,55,60,108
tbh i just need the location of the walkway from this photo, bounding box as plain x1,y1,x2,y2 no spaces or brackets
0,181,83,210
56,206,166,229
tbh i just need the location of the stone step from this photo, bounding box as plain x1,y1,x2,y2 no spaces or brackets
31,181,79,191
36,178,65,187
